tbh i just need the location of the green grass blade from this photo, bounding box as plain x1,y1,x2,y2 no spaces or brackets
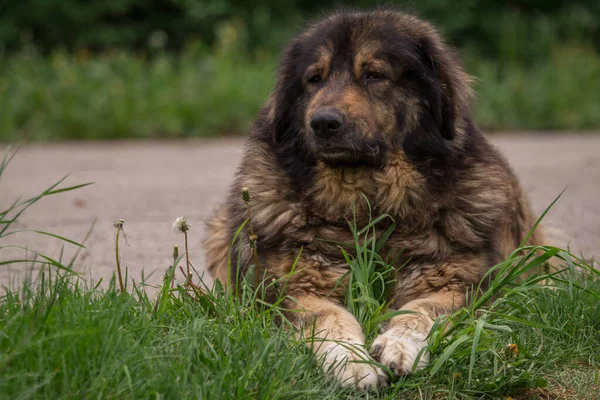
430,335,470,376
0,230,86,248
520,188,565,247
375,222,396,253
357,213,393,236
468,318,487,387
0,146,19,183
44,182,94,196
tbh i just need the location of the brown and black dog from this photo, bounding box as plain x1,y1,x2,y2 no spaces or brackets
204,8,544,391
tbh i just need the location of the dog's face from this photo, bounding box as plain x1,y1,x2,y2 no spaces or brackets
271,10,473,169
301,36,403,166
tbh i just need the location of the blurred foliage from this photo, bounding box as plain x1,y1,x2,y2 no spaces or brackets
470,45,600,130
0,0,599,137
0,46,275,141
1,0,598,62
1,43,598,141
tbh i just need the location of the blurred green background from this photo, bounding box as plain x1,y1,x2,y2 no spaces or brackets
1,0,599,141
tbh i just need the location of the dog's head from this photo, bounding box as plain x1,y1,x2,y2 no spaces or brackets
270,9,473,169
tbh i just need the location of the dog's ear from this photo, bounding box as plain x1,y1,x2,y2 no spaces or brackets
419,36,473,141
271,41,305,144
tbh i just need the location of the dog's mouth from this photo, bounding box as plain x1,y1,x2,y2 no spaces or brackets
316,141,383,167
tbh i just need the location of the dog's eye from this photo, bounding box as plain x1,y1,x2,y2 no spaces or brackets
363,71,386,81
308,75,322,84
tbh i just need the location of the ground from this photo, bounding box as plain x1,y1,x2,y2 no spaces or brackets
1,133,599,289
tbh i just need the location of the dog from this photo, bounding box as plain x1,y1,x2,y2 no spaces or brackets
204,8,545,391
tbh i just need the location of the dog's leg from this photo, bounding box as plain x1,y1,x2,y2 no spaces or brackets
204,204,232,286
291,295,388,391
371,288,465,376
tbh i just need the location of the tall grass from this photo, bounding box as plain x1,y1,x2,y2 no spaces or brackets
1,149,599,399
335,196,600,397
0,147,92,273
336,201,401,345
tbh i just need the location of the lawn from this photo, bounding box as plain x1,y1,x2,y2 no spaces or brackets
1,149,599,400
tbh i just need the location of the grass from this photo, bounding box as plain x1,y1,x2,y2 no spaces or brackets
339,200,399,344
1,149,600,399
2,43,600,142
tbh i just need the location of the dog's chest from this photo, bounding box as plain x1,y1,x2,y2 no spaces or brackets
285,212,410,261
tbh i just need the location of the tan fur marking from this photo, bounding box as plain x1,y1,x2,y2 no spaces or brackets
304,46,332,86
385,287,466,339
204,204,231,285
264,252,349,299
373,152,428,218
310,162,376,222
391,255,488,308
353,42,390,79
289,294,385,389
291,295,361,340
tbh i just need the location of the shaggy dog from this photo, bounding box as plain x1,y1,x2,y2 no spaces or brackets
204,8,544,391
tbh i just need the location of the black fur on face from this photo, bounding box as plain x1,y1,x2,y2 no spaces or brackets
266,8,473,188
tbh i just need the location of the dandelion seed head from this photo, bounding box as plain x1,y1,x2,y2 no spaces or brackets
173,217,191,233
113,219,125,229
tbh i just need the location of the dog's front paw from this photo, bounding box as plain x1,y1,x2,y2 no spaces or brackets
324,343,388,391
371,328,429,377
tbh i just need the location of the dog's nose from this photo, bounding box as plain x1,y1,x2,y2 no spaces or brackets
310,110,343,138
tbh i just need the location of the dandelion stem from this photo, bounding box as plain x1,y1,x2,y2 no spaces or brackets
172,217,192,285
114,219,125,293
184,231,191,285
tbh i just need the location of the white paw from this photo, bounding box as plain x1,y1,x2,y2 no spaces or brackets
371,328,429,376
323,342,388,391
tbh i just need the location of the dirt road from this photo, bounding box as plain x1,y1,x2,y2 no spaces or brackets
2,134,599,289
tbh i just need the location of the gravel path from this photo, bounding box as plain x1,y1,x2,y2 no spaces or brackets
2,134,599,289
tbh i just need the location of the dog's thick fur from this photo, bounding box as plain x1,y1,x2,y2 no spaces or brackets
204,9,544,391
